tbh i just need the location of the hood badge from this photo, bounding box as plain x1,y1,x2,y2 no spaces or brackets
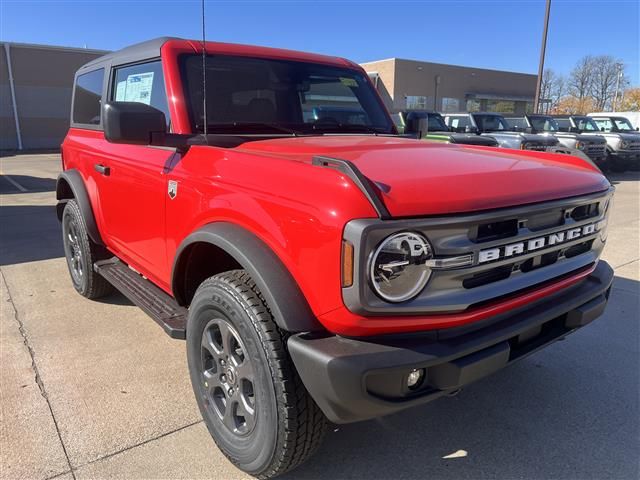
168,180,178,200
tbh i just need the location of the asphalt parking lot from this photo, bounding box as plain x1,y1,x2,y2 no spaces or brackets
1,153,638,480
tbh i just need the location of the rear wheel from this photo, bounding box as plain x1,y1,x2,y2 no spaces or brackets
186,270,327,478
61,199,113,299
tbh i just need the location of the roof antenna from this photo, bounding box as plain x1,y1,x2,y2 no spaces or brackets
201,0,208,140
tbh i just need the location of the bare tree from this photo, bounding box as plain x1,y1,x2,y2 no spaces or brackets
551,74,566,108
539,69,567,113
539,69,555,113
590,56,628,110
568,56,595,102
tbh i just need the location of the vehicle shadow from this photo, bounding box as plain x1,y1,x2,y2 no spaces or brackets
0,205,64,265
0,174,57,194
284,275,639,480
606,170,640,184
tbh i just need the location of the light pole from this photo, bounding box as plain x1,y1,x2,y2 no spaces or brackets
612,63,623,111
534,0,551,113
434,75,441,111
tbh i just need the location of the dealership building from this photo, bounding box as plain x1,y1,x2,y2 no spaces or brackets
0,42,106,151
362,57,537,115
1,41,538,151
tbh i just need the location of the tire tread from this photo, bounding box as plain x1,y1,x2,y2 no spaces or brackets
195,270,327,478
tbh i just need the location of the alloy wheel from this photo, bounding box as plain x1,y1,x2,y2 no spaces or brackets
200,318,257,436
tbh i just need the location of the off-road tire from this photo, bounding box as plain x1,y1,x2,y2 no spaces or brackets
61,199,113,299
186,270,327,479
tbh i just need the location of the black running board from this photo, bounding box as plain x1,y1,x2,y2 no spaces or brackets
94,258,187,339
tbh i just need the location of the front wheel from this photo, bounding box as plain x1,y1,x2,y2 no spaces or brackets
186,270,327,478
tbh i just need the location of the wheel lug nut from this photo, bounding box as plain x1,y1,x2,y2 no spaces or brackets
228,388,234,396
220,359,226,366
220,374,226,382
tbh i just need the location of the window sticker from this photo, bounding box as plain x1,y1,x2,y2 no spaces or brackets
115,80,127,101
115,72,154,105
339,77,358,88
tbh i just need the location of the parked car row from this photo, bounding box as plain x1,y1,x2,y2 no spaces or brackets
393,110,640,172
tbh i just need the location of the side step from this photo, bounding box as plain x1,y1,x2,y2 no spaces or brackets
94,258,187,339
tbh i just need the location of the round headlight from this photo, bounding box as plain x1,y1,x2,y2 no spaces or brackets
621,140,629,149
576,141,585,150
369,232,433,302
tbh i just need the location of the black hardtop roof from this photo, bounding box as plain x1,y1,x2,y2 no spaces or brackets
77,37,178,73
401,109,438,114
550,114,589,118
446,112,508,117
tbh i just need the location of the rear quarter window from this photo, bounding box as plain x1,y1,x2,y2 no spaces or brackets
72,68,104,126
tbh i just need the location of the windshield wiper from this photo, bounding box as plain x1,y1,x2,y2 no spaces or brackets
198,122,304,136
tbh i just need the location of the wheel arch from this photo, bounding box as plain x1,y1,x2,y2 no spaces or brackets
172,222,324,333
56,169,104,246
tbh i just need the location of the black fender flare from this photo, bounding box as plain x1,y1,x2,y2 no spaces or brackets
172,222,324,333
56,169,104,246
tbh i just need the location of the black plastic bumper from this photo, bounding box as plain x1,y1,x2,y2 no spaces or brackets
289,261,614,424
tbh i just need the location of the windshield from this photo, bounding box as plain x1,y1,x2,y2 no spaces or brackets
613,117,635,131
473,114,510,132
426,114,449,131
573,116,600,131
180,54,394,135
529,116,560,132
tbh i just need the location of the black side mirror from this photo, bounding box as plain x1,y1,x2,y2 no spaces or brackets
464,125,477,134
404,114,428,138
636,127,639,131
103,101,167,145
600,127,605,132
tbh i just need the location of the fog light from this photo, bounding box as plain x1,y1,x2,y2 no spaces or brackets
407,368,425,389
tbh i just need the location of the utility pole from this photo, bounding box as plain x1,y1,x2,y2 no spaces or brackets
612,63,623,111
534,0,551,113
434,75,441,111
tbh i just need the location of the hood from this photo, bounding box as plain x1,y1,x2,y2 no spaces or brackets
448,133,498,146
423,132,497,146
489,132,558,145
551,132,607,144
581,131,638,141
236,136,610,217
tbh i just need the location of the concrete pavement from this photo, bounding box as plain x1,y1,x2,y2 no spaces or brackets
1,153,638,480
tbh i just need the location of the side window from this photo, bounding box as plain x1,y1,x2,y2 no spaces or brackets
112,61,170,127
447,116,469,129
593,118,612,132
73,68,104,126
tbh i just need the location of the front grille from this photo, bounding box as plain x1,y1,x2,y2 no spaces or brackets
628,142,640,151
586,143,606,157
343,188,613,316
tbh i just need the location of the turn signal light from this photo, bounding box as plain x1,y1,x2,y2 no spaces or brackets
341,240,354,288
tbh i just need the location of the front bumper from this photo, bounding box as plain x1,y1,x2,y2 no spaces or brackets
612,150,640,162
289,261,613,424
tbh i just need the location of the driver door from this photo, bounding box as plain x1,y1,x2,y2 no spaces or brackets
96,60,174,284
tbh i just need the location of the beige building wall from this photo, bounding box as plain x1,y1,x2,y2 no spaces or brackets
362,58,537,115
0,42,106,151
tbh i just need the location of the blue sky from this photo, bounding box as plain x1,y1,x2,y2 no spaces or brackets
1,0,638,85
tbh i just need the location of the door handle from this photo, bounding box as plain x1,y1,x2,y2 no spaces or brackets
94,164,110,176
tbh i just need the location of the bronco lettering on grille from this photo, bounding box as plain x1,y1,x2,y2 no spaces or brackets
478,222,598,263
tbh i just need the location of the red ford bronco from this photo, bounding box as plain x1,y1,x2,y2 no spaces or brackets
58,37,614,478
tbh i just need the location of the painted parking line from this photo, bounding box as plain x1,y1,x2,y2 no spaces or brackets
0,170,28,192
